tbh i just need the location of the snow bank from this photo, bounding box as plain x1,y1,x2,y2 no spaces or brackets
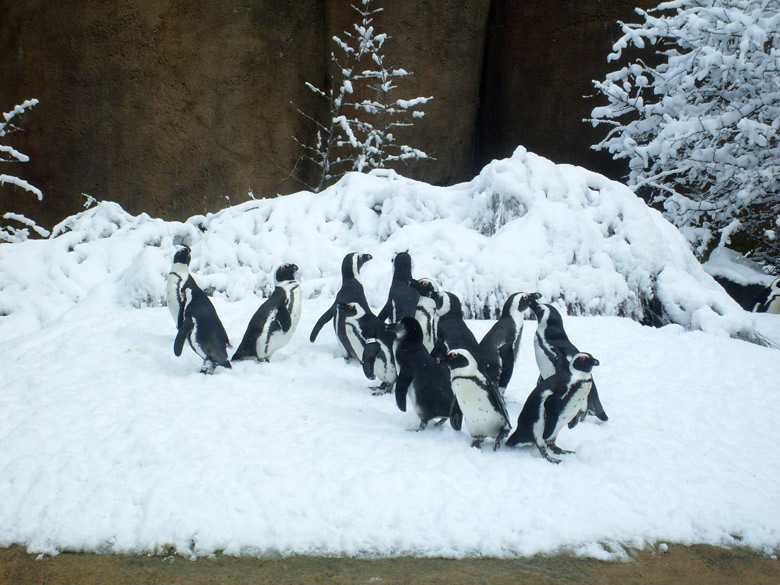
0,146,753,338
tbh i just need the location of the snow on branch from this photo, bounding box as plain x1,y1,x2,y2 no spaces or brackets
590,0,780,266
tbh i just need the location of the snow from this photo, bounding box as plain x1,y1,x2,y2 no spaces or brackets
1,147,778,559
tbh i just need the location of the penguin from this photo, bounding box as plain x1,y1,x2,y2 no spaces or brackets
166,246,195,327
231,263,301,362
362,336,398,395
309,252,373,360
393,317,454,430
530,298,608,423
442,348,511,449
506,352,600,463
377,251,420,323
338,301,397,392
478,292,541,394
409,277,440,353
173,285,232,374
431,291,481,363
755,277,780,314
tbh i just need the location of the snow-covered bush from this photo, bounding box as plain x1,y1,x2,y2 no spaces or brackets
590,0,780,266
0,146,754,340
297,0,431,192
1,98,49,243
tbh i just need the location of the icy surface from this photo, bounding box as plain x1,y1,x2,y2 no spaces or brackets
1,147,777,558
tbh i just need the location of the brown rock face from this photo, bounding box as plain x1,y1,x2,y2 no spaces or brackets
0,0,655,231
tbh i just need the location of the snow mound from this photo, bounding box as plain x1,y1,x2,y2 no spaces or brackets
0,146,753,338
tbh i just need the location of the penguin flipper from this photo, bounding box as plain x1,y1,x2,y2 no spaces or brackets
395,370,412,412
449,398,463,431
362,341,380,380
275,305,292,333
586,380,609,421
310,304,336,342
497,344,515,390
173,319,193,357
377,298,393,322
542,394,562,442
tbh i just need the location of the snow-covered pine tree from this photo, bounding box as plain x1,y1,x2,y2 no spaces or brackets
343,0,432,172
1,98,48,243
296,0,431,192
589,0,780,266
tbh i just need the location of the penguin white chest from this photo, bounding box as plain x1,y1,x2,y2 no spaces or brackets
451,378,505,438
166,271,185,323
344,320,366,360
552,380,591,440
534,337,557,379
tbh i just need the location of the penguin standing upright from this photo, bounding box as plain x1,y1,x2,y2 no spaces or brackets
166,246,194,326
443,348,511,449
171,271,232,374
478,292,541,394
309,253,373,360
232,263,301,362
755,277,780,314
431,292,481,362
506,352,600,463
409,278,440,353
393,317,454,430
530,299,608,422
377,251,420,323
338,302,397,392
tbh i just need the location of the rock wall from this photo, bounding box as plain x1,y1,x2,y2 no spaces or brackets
0,0,656,231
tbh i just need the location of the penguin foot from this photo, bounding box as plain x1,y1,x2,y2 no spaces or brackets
371,386,391,396
493,428,509,451
431,417,448,428
548,442,573,456
471,437,485,450
200,359,216,375
538,445,562,464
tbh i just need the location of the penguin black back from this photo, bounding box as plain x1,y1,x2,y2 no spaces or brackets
377,251,420,323
393,317,454,429
309,252,373,343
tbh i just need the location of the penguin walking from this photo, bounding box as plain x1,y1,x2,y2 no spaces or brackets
478,292,541,394
232,263,301,362
377,251,420,323
506,352,600,463
530,299,608,422
442,348,511,450
338,302,397,392
173,286,232,374
309,252,373,360
409,278,440,353
393,317,454,430
166,246,195,327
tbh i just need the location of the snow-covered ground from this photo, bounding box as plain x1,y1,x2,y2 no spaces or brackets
1,147,778,559
1,296,779,559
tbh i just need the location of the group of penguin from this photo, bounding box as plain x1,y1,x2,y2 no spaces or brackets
166,247,609,463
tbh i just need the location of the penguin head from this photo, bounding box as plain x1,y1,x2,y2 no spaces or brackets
395,317,423,343
410,278,439,298
571,353,599,373
438,292,462,317
392,251,414,281
274,263,298,284
172,246,191,266
442,348,477,372
342,252,372,280
503,291,542,318
338,301,365,319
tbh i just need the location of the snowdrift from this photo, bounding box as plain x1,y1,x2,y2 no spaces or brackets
0,147,753,338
